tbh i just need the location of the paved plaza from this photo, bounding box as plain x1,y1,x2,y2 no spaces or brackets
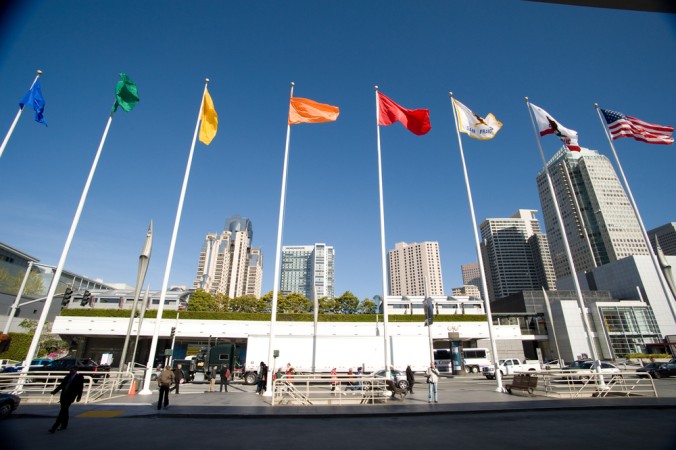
2,375,676,449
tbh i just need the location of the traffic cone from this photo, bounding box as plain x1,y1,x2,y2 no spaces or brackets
129,379,136,396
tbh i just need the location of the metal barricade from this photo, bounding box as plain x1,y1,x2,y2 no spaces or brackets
0,370,135,403
536,369,658,399
271,373,392,406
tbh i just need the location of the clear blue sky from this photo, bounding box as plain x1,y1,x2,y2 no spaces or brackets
1,1,674,300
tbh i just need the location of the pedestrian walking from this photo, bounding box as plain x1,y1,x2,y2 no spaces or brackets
220,364,230,392
255,362,268,394
406,364,415,394
49,367,84,433
208,365,218,392
330,367,338,394
426,362,440,403
157,365,175,410
170,363,185,394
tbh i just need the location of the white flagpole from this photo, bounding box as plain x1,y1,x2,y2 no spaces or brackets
594,104,676,322
1,70,42,158
140,79,209,395
265,82,294,395
16,111,114,390
375,86,391,377
449,93,503,392
525,97,601,366
542,287,563,367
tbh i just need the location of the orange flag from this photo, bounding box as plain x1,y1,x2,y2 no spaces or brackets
288,97,340,125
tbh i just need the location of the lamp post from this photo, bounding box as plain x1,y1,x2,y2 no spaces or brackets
119,221,153,372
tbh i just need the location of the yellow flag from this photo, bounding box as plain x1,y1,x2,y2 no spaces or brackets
199,88,218,145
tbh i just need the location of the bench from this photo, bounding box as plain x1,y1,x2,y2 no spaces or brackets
505,374,538,395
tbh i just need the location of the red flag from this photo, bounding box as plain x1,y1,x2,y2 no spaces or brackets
377,92,431,135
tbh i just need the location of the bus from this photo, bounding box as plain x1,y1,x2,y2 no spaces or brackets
462,348,491,373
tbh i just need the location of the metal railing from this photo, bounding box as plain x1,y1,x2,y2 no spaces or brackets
271,374,394,406
0,370,135,403
526,370,658,399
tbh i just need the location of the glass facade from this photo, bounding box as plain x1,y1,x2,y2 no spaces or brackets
600,306,661,357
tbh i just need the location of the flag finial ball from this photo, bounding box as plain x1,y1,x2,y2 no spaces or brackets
594,102,599,108
291,81,295,87
524,96,529,102
37,70,43,75
449,92,453,97
205,78,210,84
374,85,379,90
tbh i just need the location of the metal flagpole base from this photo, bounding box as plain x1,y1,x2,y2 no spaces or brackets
138,388,153,396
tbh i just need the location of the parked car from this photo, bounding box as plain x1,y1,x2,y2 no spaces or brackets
0,393,21,419
637,362,676,379
373,369,409,390
0,359,20,371
562,361,621,380
36,357,108,372
1,358,52,372
542,359,564,370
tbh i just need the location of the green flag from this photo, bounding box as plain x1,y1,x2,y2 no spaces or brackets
112,73,139,114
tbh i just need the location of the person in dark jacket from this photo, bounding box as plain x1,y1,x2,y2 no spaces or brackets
220,365,230,392
406,365,415,394
157,365,175,409
170,363,185,394
49,367,84,433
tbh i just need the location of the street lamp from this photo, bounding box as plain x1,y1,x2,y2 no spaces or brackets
119,221,153,372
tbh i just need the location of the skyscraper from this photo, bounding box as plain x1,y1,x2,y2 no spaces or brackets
193,216,263,298
461,262,483,299
280,243,334,301
388,241,444,296
537,147,649,279
480,209,556,301
648,222,676,256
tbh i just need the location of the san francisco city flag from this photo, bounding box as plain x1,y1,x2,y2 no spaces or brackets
288,97,340,125
199,87,218,145
453,98,502,140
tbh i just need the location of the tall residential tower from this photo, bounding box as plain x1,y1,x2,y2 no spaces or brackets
193,216,263,298
388,241,444,296
280,244,335,301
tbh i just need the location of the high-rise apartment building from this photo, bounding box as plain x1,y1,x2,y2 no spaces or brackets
461,262,483,299
480,209,557,301
193,216,263,298
280,244,334,301
537,147,649,279
388,241,444,296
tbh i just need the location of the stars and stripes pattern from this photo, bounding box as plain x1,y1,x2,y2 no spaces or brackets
601,109,673,145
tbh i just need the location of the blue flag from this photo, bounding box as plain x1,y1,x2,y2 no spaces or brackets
19,80,47,126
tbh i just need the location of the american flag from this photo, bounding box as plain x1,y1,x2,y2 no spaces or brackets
601,109,673,145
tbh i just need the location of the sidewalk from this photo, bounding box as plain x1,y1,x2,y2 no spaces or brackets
13,376,676,419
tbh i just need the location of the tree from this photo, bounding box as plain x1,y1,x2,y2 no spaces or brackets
186,289,219,311
18,319,68,357
0,268,45,296
214,292,230,311
229,295,266,313
318,297,339,314
278,293,311,313
358,298,376,314
334,291,360,314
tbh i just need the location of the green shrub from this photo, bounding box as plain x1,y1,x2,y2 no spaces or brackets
59,309,487,322
0,333,33,361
